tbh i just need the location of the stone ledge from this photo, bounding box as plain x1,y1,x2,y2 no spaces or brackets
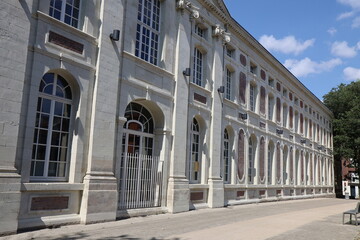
21,183,84,191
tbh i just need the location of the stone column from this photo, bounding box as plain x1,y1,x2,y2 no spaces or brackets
80,0,123,224
208,35,225,209
166,12,191,214
0,0,34,235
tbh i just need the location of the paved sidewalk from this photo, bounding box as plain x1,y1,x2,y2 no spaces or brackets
1,198,359,240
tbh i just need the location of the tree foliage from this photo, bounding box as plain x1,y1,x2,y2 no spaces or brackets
323,81,360,170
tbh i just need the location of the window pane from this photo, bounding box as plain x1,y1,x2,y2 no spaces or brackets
36,145,46,160
52,131,60,145
34,161,45,176
53,116,61,131
38,129,48,144
42,99,51,113
48,162,57,177
54,102,63,116
50,147,59,160
40,114,50,129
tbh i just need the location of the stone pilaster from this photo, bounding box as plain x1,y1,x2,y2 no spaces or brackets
0,0,34,235
80,0,123,224
207,30,226,208
166,10,191,214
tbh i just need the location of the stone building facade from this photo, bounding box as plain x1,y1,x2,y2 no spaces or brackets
0,0,334,235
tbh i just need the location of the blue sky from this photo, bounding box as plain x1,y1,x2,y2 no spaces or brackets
223,0,360,100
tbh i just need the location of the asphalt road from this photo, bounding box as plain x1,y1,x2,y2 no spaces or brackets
1,198,359,240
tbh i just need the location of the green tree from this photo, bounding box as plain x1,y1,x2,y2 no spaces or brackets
323,81,360,196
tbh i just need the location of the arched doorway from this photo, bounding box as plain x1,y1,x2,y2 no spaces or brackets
119,102,163,209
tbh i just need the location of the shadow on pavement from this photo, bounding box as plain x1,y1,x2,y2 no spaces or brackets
50,233,181,240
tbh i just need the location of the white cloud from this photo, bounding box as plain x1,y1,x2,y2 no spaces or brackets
284,58,342,78
337,0,360,10
352,16,360,28
337,11,355,20
343,67,360,81
327,27,337,36
259,35,315,55
331,41,357,58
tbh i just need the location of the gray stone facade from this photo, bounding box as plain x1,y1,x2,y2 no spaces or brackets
0,0,334,235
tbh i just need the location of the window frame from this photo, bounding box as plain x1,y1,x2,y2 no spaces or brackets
193,48,204,87
49,0,81,28
135,0,161,65
225,68,232,100
30,73,74,181
189,118,201,183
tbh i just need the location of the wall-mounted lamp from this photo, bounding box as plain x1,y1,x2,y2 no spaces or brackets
183,68,191,76
217,86,225,93
276,129,283,135
239,113,248,120
110,29,120,41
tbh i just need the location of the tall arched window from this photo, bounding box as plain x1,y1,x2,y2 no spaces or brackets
190,118,201,183
276,142,281,183
290,147,294,183
259,137,265,183
223,129,230,183
237,130,245,181
310,154,313,185
267,142,273,184
283,146,288,184
248,137,255,184
31,73,73,180
300,151,304,184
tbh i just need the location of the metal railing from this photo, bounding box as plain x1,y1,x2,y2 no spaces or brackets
119,153,163,209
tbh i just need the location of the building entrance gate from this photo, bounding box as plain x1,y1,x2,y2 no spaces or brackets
119,102,163,209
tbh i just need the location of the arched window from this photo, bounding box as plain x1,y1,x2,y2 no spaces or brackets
310,153,313,185
290,147,294,183
31,73,73,180
189,118,201,183
276,142,281,183
300,151,304,184
223,129,230,183
268,141,274,184
283,146,288,184
259,137,265,183
123,102,154,155
248,137,254,184
237,130,245,181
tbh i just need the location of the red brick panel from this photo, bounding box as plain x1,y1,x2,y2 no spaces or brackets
31,196,69,211
240,54,247,66
48,31,84,54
